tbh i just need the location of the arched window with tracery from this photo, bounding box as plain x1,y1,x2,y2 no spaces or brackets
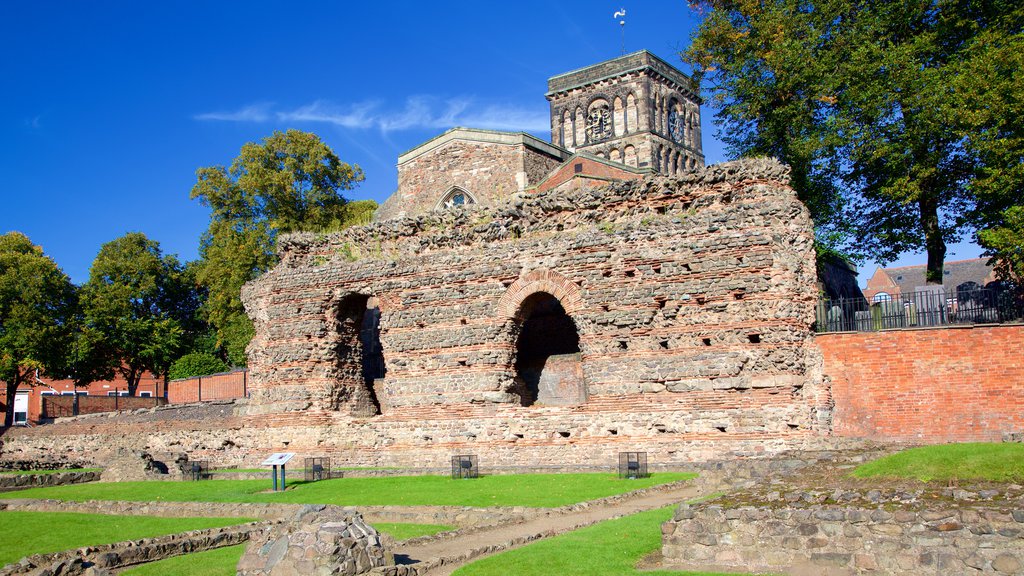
437,186,476,210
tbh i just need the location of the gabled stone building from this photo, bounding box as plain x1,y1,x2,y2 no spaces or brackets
375,50,703,221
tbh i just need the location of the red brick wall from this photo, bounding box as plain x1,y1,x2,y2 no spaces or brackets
819,325,1024,443
42,395,166,419
168,371,248,403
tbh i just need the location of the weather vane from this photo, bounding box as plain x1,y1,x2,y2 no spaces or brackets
614,8,627,55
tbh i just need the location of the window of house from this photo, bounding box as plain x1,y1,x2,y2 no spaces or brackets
139,391,153,397
873,292,892,303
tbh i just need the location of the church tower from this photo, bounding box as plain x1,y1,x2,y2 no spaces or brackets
546,50,703,175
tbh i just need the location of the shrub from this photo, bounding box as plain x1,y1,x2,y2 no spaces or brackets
168,353,229,380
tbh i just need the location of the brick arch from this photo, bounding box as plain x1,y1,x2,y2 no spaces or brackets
496,269,584,321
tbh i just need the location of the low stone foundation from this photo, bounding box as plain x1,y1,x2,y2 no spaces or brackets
662,502,1024,575
0,471,99,493
0,523,260,576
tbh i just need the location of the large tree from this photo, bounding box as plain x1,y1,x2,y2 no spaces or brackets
191,129,367,365
685,0,1022,283
0,232,77,426
79,232,196,395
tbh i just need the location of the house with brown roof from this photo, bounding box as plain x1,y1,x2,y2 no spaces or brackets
862,258,1000,303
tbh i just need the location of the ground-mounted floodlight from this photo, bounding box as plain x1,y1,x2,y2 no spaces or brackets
188,460,209,481
618,452,648,479
262,452,295,491
304,457,331,482
451,454,479,479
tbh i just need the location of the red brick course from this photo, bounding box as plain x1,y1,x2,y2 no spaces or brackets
819,325,1024,443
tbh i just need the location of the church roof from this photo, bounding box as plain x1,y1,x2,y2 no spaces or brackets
546,50,699,99
397,127,568,166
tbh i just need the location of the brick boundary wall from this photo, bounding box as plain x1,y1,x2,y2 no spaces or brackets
818,324,1024,443
41,396,165,419
168,371,248,403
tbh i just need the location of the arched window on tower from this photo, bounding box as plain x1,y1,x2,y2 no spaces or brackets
613,96,625,137
575,107,586,146
626,94,638,133
562,109,572,149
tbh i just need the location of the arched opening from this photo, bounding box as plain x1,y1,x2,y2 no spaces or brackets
334,294,384,416
513,292,583,407
437,186,477,210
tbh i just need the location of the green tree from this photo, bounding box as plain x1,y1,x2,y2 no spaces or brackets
191,130,368,365
684,0,1022,283
168,352,230,380
0,232,77,427
79,232,195,395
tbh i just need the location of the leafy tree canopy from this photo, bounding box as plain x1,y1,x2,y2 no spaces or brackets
79,232,196,395
685,0,1023,284
168,352,230,381
191,130,370,365
0,232,77,426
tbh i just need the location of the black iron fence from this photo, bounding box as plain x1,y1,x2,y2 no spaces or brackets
815,288,1024,333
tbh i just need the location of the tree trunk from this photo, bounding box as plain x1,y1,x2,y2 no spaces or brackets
4,372,22,428
126,368,141,396
920,193,946,285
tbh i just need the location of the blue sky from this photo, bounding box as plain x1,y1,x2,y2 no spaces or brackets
1,1,981,286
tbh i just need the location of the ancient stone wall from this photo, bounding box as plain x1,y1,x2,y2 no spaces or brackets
0,159,833,468
819,325,1024,443
663,502,1024,575
378,133,563,221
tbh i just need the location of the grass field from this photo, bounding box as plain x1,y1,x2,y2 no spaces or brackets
851,443,1024,482
452,506,750,576
0,473,695,508
119,522,453,576
0,511,251,566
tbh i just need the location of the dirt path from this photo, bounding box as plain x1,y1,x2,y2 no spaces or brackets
392,481,712,576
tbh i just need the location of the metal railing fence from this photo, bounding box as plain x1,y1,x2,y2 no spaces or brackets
815,288,1023,333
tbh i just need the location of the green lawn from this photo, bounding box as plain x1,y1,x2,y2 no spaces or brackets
452,506,750,576
120,522,453,576
373,522,453,540
0,511,251,566
851,443,1024,482
121,544,245,576
0,473,695,508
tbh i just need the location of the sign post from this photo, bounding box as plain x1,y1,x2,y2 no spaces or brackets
261,453,295,492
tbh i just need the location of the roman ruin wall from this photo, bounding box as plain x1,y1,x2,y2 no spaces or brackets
1,158,838,468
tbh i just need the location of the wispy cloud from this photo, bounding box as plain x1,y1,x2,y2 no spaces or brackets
195,97,550,133
195,103,273,122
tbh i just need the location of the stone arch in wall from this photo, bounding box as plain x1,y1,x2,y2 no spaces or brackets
562,109,572,148
331,293,386,417
436,186,477,210
626,93,639,133
574,107,586,147
497,269,587,407
613,96,625,137
624,145,637,168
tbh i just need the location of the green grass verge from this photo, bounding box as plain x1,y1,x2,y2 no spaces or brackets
0,468,100,475
121,543,245,576
119,523,452,576
373,522,453,540
0,511,251,566
0,473,695,508
851,443,1024,482
452,506,748,576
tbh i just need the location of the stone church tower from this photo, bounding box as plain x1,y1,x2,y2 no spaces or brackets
546,50,704,175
